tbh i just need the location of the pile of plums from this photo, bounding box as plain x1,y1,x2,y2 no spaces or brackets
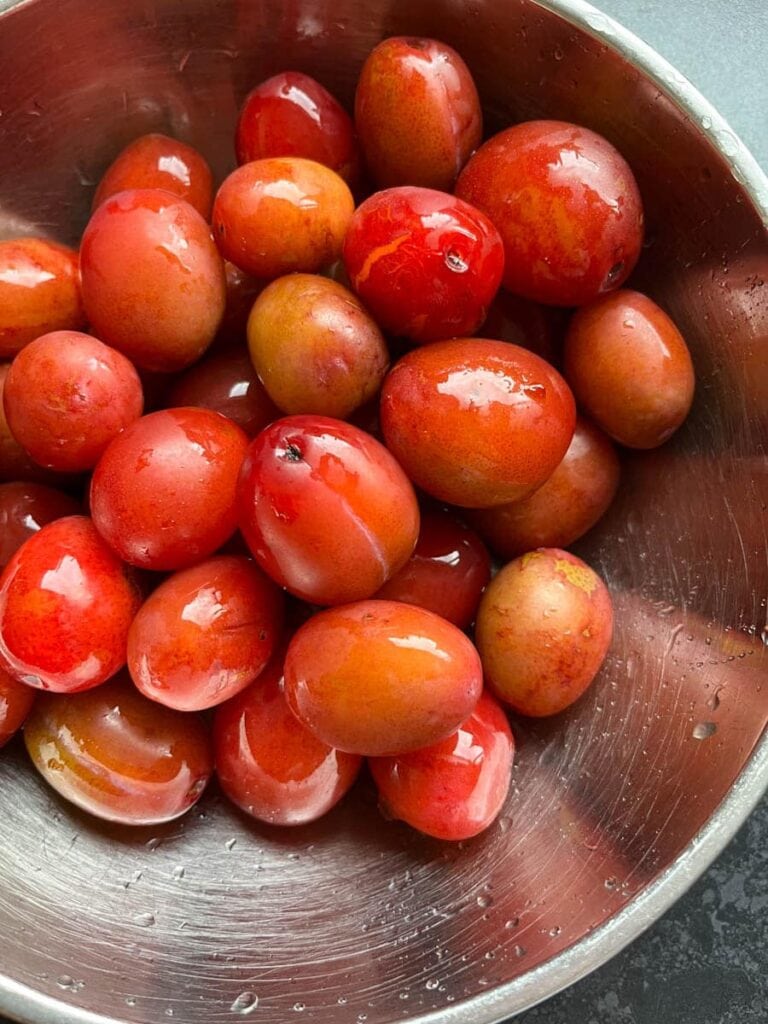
0,36,694,841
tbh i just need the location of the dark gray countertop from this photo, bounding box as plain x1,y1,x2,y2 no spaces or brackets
516,797,768,1024
518,2,768,1022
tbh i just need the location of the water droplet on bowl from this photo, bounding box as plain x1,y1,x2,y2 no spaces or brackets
230,992,259,1015
476,894,493,909
172,865,185,880
693,721,717,740
706,688,723,711
425,978,440,991
56,974,82,991
712,128,739,158
133,912,156,927
585,11,608,31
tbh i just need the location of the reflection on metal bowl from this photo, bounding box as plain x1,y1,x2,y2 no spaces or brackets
0,0,766,1022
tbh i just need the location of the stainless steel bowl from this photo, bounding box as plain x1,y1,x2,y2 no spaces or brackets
0,1,766,1022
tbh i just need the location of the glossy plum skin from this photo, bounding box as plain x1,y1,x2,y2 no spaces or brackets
4,331,144,472
167,351,278,436
90,408,248,571
80,188,226,372
0,365,60,483
456,121,644,306
563,290,695,449
128,555,283,711
247,274,389,418
479,291,562,365
0,516,141,693
0,482,80,570
236,72,360,185
467,418,620,559
380,339,576,508
0,667,35,748
475,548,613,717
370,690,514,840
343,187,504,344
284,599,483,756
92,133,214,218
238,415,419,605
214,651,362,825
216,261,265,345
212,158,354,279
0,239,85,359
374,508,491,629
23,675,213,825
354,36,482,191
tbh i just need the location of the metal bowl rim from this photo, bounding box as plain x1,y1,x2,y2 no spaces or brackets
0,0,765,1022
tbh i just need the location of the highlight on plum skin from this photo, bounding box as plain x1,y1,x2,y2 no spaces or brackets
342,186,505,344
214,650,362,826
563,289,695,450
354,36,482,192
0,481,80,571
246,273,389,419
456,120,644,307
380,338,577,508
212,157,354,281
0,666,35,748
237,415,420,606
80,187,226,373
479,290,563,366
90,407,249,572
370,690,514,841
167,350,279,437
283,599,483,757
0,365,64,484
236,71,360,186
3,330,144,473
92,132,214,219
0,238,85,359
475,548,614,718
467,417,621,559
23,674,213,826
127,555,284,712
216,261,266,346
0,516,142,694
373,507,491,629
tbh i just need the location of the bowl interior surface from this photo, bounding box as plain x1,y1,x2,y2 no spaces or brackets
0,1,766,1022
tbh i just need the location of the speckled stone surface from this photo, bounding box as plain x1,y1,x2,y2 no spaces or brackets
598,0,767,169
516,3,768,1020
516,797,768,1023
